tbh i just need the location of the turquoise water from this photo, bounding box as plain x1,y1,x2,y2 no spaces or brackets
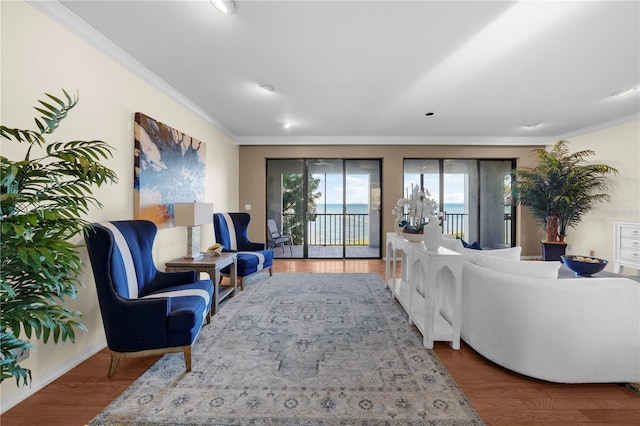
444,203,465,214
316,204,369,214
316,203,465,214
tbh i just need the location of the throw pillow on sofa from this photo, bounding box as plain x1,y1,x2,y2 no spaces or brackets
476,255,562,279
460,246,522,264
441,235,464,252
457,237,482,250
480,246,522,259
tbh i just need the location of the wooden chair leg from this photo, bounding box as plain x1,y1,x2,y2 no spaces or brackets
269,267,273,277
108,351,121,377
206,308,211,324
239,277,245,291
183,346,192,372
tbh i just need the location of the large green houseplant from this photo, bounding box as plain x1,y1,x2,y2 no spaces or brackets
512,140,618,259
1,90,117,386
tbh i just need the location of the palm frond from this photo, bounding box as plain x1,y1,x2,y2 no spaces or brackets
1,90,116,386
512,140,618,240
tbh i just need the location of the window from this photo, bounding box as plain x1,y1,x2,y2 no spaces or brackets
403,158,515,248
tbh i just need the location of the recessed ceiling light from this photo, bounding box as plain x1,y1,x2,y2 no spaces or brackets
210,0,236,14
283,122,293,129
524,123,541,129
611,87,637,97
258,84,275,94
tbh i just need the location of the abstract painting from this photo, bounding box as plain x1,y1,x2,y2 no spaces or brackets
134,113,206,228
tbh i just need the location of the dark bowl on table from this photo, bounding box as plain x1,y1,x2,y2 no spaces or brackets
561,255,608,277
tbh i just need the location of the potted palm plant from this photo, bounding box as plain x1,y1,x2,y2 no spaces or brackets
512,140,618,261
1,90,117,386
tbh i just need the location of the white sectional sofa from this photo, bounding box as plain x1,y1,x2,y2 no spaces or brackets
441,237,640,383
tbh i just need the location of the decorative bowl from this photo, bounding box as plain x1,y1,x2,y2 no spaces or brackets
561,255,608,277
401,232,424,242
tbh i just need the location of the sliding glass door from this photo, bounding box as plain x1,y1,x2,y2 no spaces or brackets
479,160,514,248
266,159,382,259
308,159,345,258
266,159,305,256
403,158,515,248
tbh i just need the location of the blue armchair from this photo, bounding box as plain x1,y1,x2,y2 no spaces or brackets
213,213,274,290
84,220,213,377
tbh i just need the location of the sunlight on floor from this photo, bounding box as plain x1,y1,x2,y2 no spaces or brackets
273,259,384,274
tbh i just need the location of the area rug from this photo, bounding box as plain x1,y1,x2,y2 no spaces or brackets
90,273,483,425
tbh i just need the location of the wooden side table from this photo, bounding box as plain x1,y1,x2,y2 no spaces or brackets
165,252,237,315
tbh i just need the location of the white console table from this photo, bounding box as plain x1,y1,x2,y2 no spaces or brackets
385,232,414,315
385,232,462,349
613,222,640,275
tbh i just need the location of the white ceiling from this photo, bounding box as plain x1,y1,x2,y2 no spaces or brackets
43,1,640,145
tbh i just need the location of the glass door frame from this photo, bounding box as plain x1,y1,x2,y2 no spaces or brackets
403,158,517,248
266,158,382,259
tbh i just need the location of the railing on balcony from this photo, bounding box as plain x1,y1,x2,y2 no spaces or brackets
278,211,511,247
281,213,369,246
442,213,466,238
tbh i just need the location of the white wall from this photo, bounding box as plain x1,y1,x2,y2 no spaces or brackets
0,0,238,408
563,120,640,271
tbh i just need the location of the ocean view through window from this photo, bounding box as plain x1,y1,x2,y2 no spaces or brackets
403,159,516,247
267,159,382,258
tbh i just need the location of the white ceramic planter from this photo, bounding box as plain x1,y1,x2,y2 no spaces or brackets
423,216,442,250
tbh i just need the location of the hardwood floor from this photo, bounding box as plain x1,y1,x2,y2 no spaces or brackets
2,259,638,425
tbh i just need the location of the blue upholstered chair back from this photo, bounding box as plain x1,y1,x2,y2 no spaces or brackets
213,213,274,287
97,220,159,299
214,212,263,251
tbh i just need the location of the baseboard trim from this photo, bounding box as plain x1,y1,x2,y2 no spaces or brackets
0,340,107,414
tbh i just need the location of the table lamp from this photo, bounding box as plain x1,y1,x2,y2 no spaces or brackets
174,202,214,259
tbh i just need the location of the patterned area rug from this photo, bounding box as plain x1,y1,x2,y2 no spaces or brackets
90,273,483,425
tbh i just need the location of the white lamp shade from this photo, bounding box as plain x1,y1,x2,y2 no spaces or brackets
174,202,213,227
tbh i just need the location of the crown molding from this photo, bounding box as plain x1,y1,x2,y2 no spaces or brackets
234,135,555,146
237,113,640,146
556,112,640,140
26,0,237,141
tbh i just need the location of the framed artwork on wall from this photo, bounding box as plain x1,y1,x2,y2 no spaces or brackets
134,112,206,228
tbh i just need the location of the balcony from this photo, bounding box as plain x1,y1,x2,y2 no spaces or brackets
271,211,511,258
